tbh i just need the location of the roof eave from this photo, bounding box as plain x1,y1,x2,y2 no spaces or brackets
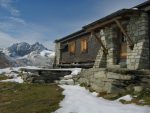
134,1,150,9
83,9,141,29
55,9,143,43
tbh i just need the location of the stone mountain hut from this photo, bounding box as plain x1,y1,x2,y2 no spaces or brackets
54,1,150,93
54,1,150,70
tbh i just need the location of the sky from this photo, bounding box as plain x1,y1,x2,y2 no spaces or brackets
0,0,146,50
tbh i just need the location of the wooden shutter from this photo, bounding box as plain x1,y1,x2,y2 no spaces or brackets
69,41,76,54
80,38,88,53
120,36,127,59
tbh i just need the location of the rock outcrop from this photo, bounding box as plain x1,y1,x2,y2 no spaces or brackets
0,52,10,68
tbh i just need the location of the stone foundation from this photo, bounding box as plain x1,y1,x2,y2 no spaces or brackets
20,68,72,83
77,68,150,93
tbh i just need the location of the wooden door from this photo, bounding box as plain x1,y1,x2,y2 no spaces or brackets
120,36,127,62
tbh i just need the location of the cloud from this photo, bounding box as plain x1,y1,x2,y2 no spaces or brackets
0,16,27,34
0,0,20,16
16,30,55,50
9,17,26,25
0,16,54,50
0,31,19,48
0,31,55,50
0,0,55,50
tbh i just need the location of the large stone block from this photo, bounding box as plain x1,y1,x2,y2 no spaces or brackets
59,79,74,85
78,78,89,84
92,79,105,87
104,83,125,93
90,84,105,92
107,72,121,79
139,30,147,36
94,71,107,78
134,86,143,92
107,72,132,80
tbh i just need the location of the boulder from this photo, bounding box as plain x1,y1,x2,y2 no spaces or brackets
134,86,143,92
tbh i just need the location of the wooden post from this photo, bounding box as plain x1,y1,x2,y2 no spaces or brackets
91,31,108,54
114,19,134,48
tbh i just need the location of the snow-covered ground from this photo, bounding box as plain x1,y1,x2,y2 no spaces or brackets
59,68,81,85
54,85,150,113
0,66,41,83
1,66,150,113
0,67,81,84
0,66,41,75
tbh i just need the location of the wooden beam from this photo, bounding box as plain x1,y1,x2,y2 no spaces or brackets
92,31,108,54
57,63,94,68
114,19,134,48
85,16,122,32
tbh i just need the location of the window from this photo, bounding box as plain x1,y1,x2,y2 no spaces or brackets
61,44,68,52
69,41,76,54
80,38,88,53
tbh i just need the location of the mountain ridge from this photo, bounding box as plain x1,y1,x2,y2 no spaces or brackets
6,42,51,57
0,42,55,68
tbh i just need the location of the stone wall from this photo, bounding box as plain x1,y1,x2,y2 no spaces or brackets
127,13,150,69
78,68,150,93
93,49,107,68
93,27,118,68
55,42,61,65
105,26,120,67
20,68,72,83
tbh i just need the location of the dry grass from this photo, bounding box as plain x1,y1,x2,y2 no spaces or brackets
0,75,10,80
0,82,64,113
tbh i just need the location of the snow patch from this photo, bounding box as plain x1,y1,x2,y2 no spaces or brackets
71,68,81,75
63,75,73,79
0,67,18,75
54,85,150,113
59,68,81,85
40,50,55,58
91,92,99,97
1,77,23,83
116,95,133,102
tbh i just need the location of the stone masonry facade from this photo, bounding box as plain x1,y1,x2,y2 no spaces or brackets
55,42,61,66
93,12,149,70
127,13,149,69
78,12,150,93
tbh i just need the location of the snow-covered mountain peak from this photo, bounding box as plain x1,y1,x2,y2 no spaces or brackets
4,42,50,57
30,42,48,53
0,42,55,68
7,42,31,57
